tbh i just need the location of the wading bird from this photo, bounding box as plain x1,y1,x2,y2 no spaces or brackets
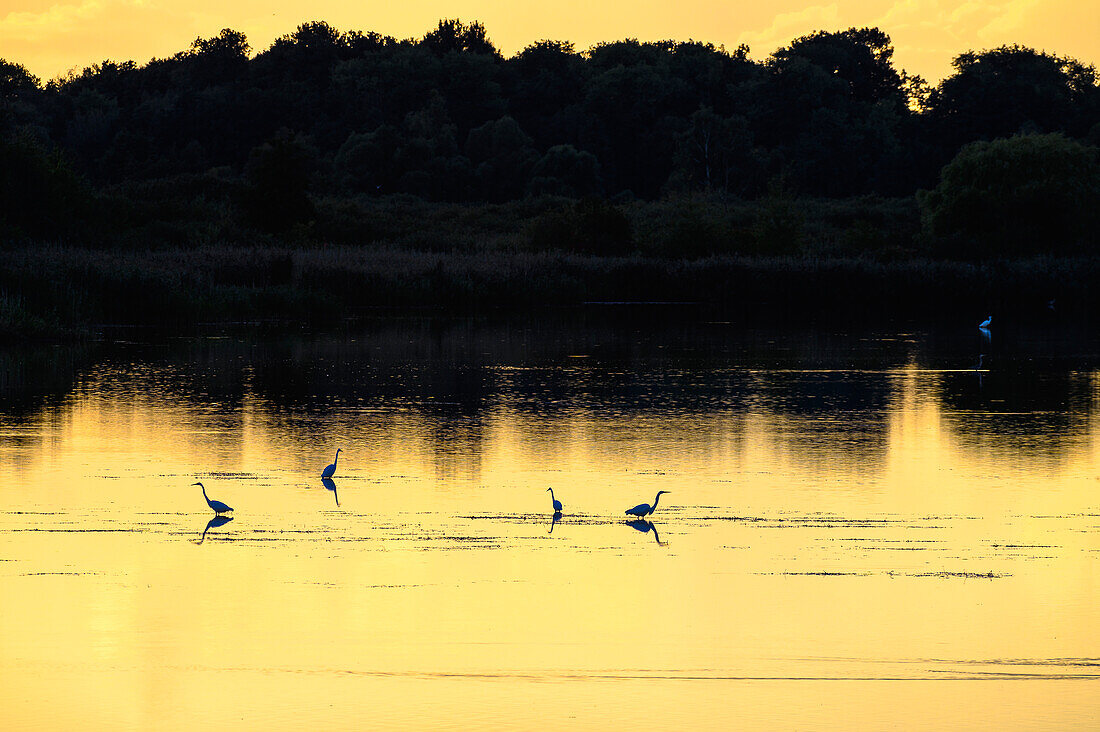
973,354,985,370
547,487,563,513
194,482,233,514
979,315,992,329
321,448,342,479
626,490,670,517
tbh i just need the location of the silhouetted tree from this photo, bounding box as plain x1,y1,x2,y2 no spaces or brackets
930,46,1100,149
528,144,602,197
0,60,39,99
3,17,1096,242
918,133,1100,258
0,134,89,238
466,115,538,200
241,130,317,232
185,28,251,85
670,106,760,193
421,19,500,58
755,28,914,195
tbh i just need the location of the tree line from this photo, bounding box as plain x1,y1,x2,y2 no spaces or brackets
1,19,1098,252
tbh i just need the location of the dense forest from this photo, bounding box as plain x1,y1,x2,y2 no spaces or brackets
1,20,1099,334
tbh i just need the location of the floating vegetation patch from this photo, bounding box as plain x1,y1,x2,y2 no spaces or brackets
761,571,873,576
6,527,141,533
910,571,1009,579
460,513,616,526
197,472,265,480
988,543,1058,548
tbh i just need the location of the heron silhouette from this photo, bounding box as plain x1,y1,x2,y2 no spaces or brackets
546,487,563,513
972,354,986,370
321,449,342,479
979,315,992,329
626,490,670,517
194,482,232,514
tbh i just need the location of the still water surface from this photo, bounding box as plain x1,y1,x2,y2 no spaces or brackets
1,316,1098,729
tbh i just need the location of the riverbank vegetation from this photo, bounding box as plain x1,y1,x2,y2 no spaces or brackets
1,20,1098,337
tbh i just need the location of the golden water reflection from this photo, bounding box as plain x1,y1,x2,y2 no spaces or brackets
1,321,1098,728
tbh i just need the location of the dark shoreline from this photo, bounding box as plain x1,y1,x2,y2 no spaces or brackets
2,242,1093,341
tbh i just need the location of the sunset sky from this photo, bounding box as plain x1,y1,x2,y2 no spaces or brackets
1,0,1097,85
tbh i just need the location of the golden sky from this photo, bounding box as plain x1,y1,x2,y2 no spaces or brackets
1,0,1097,84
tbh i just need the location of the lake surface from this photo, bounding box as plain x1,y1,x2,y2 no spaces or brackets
2,314,1098,729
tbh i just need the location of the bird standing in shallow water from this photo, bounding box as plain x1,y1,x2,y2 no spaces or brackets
626,490,670,517
546,487,563,513
322,448,342,478
194,482,232,514
979,315,992,329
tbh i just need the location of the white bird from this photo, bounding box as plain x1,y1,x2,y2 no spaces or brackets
546,487,563,513
321,448,342,479
194,482,232,514
979,315,992,329
625,490,670,517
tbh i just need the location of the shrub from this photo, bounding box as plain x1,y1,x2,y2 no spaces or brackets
527,198,632,254
918,133,1100,258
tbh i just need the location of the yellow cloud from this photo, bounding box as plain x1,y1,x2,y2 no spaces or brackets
975,0,1042,42
736,4,842,55
1,0,110,42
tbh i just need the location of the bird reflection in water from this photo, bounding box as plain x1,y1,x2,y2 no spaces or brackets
626,519,667,546
322,477,339,507
548,511,563,534
194,515,233,545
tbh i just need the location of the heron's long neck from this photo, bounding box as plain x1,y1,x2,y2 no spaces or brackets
548,489,555,503
201,486,209,501
651,492,662,511
333,452,340,467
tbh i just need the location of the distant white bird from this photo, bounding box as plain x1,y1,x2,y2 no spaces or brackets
626,490,670,517
546,487,563,513
979,315,992,328
194,482,232,514
321,448,342,479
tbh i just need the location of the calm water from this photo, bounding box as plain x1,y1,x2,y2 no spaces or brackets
2,316,1098,729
